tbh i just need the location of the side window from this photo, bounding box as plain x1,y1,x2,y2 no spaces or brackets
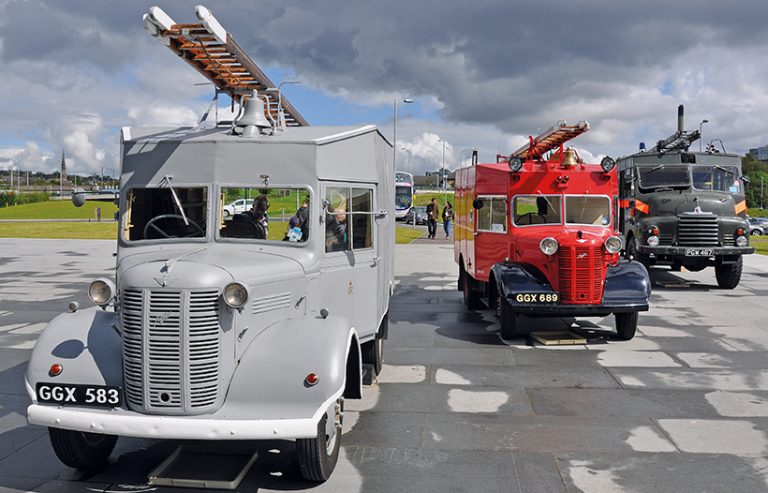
325,186,374,252
476,196,507,233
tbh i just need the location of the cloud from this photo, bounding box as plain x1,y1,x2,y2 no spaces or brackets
1,0,767,176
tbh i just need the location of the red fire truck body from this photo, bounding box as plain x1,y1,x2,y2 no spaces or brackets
454,122,651,340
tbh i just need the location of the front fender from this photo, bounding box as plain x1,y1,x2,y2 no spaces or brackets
603,260,652,305
492,262,552,297
225,315,361,421
25,308,122,401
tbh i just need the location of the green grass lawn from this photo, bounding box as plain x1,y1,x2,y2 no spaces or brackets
752,236,768,255
396,225,424,244
0,200,117,220
0,222,118,239
413,192,455,207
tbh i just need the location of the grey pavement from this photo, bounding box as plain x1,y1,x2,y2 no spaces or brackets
1,238,768,492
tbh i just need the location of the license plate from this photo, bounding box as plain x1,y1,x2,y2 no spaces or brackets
36,383,121,408
512,292,560,304
685,248,714,256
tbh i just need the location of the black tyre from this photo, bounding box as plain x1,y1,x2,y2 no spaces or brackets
500,299,528,339
625,237,649,268
362,334,384,376
715,256,743,289
48,428,117,471
223,209,231,218
751,229,762,236
462,270,482,309
614,312,638,340
297,399,342,482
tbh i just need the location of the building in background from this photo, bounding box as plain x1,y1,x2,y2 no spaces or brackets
749,145,768,162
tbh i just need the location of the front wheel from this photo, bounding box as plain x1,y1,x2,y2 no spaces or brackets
625,237,649,268
614,312,638,340
297,399,343,482
48,428,117,471
715,256,743,289
500,299,528,339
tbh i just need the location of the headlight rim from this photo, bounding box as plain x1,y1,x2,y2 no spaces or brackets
539,237,559,256
605,235,623,254
223,282,250,309
88,278,115,305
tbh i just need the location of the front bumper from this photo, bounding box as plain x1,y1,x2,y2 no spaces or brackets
27,403,319,440
504,300,648,316
638,245,754,256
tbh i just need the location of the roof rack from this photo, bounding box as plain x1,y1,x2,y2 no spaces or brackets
143,5,308,127
508,120,589,161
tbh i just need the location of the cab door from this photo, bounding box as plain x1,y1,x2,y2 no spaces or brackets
319,182,379,340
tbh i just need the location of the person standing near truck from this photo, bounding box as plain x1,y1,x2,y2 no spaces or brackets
426,197,438,239
442,201,454,239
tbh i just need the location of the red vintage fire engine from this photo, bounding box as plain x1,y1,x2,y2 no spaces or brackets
454,121,651,340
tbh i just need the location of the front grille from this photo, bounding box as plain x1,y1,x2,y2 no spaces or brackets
678,215,718,246
558,246,605,304
120,288,221,413
658,234,674,246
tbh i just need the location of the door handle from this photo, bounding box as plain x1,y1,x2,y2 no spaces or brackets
371,256,382,267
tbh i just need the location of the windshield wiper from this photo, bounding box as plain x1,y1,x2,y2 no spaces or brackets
714,165,735,177
645,164,665,174
159,175,189,226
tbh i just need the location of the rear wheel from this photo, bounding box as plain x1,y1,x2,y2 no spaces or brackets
614,312,638,340
297,399,343,482
362,332,384,376
715,256,743,289
500,299,527,339
48,428,117,471
751,229,763,236
462,269,482,309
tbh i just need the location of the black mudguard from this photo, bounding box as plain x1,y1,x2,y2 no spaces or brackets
492,260,650,316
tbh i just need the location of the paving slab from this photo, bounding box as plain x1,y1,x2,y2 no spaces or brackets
1,239,768,492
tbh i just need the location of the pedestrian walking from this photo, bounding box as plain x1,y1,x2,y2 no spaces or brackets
442,201,453,239
426,198,438,239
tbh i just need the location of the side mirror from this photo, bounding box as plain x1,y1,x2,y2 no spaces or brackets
71,188,86,208
472,199,484,209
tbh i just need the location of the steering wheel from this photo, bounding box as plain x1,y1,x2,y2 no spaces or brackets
143,214,204,239
515,212,547,225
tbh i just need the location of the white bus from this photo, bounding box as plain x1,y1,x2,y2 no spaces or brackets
395,171,414,220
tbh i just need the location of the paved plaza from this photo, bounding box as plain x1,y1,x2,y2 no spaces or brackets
1,238,768,492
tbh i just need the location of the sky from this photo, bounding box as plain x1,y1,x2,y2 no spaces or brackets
1,0,767,177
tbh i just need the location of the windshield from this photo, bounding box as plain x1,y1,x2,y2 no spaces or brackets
638,165,691,190
512,195,562,226
565,195,611,226
692,165,742,193
395,185,413,208
124,187,208,241
219,186,310,243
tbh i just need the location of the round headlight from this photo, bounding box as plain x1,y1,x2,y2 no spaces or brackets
736,235,748,247
508,157,523,172
540,237,559,256
647,235,660,247
600,156,616,172
605,236,622,254
223,282,249,308
88,278,115,305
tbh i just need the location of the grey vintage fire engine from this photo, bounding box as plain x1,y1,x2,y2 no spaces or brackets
25,6,393,483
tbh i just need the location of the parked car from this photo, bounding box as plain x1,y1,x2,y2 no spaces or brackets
749,217,768,236
223,198,254,218
406,206,428,225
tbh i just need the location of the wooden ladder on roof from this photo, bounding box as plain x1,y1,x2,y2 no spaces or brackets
510,120,589,161
143,5,308,127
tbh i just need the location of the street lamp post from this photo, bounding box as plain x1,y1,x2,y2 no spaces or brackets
699,119,709,152
393,98,414,172
437,139,447,201
401,147,413,176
